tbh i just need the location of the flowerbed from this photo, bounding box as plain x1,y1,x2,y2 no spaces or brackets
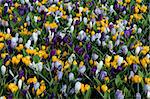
0,0,150,98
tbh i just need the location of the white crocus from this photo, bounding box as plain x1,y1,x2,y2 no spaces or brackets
135,46,141,55
48,30,54,42
75,81,81,94
79,7,83,13
96,61,103,76
25,0,29,3
68,54,76,64
147,91,150,99
59,32,66,39
70,25,74,33
137,28,142,34
25,39,31,48
0,96,6,99
20,0,25,4
69,72,74,81
32,32,38,44
89,21,93,29
110,5,114,13
7,28,10,34
11,37,18,48
18,79,23,89
97,61,103,71
108,41,113,50
37,62,43,72
1,65,6,75
68,18,73,26
118,56,123,66
34,16,38,23
83,17,88,25
77,30,86,41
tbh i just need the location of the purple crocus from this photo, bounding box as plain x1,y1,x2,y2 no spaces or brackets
18,6,25,16
124,29,132,38
100,71,107,80
115,89,124,99
91,66,97,73
86,43,92,51
77,48,84,55
19,70,24,78
50,49,56,56
84,54,90,61
117,66,123,71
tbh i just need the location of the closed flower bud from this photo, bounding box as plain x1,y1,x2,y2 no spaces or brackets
7,28,10,34
137,28,142,34
75,81,81,94
18,79,23,89
118,56,123,66
1,65,6,75
135,46,141,55
83,17,88,24
69,72,74,81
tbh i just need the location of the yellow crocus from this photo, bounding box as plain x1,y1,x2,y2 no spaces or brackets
8,83,18,93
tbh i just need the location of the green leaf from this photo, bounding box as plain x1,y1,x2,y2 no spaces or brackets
33,55,40,63
84,89,91,99
115,75,122,88
0,59,2,66
104,92,110,99
22,49,27,56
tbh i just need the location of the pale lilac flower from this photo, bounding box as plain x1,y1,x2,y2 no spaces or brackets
100,71,107,80
128,71,134,79
92,53,99,60
115,90,124,99
61,84,67,93
78,66,86,74
136,92,141,99
57,71,63,80
34,82,40,90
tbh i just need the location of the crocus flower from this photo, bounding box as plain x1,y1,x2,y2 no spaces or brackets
69,72,74,81
75,81,81,94
92,53,99,60
57,71,63,80
136,92,141,99
100,71,107,80
78,66,86,74
18,79,23,89
133,64,138,73
1,65,6,75
115,89,124,99
135,46,141,55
